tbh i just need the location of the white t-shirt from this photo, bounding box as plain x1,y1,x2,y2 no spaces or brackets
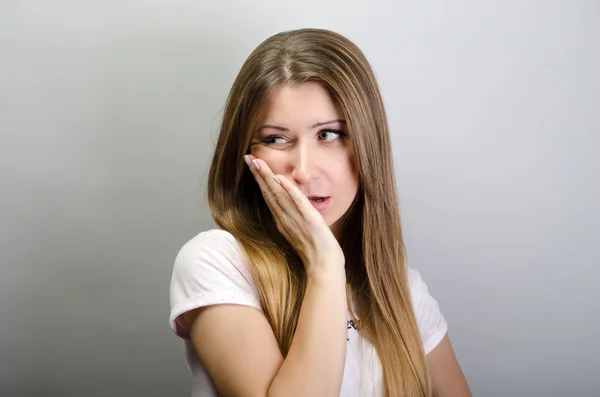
169,229,448,397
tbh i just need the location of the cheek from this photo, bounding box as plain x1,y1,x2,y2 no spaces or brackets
331,154,359,188
250,147,287,174
338,150,357,177
344,157,360,194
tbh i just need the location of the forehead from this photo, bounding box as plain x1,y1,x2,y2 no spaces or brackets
259,82,343,124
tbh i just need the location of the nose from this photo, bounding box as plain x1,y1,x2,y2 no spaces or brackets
290,143,316,184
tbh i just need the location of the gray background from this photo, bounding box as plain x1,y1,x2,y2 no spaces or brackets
1,1,598,396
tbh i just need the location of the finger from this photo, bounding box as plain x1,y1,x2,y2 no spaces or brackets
274,174,319,218
250,158,296,214
245,155,292,217
244,156,281,212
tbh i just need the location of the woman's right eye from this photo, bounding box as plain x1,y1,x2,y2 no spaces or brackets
262,135,288,144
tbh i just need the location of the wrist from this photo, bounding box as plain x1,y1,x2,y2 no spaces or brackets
306,265,346,286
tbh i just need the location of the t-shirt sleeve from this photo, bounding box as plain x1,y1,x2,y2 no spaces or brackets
169,229,262,340
407,267,448,355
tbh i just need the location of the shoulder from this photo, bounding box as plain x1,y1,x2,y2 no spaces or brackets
169,229,261,338
406,266,448,355
406,266,430,299
172,228,253,281
173,229,249,275
176,228,243,260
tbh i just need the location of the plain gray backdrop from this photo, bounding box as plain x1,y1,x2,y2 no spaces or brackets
1,1,598,396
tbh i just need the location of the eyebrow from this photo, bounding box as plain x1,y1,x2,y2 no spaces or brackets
256,119,346,132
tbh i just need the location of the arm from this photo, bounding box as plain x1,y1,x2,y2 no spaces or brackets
184,156,348,396
184,271,347,397
427,335,472,397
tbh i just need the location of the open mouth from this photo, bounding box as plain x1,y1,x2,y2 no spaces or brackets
307,196,331,211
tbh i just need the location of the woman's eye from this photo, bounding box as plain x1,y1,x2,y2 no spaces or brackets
262,135,288,144
318,129,346,141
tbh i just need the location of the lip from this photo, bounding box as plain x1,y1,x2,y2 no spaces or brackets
308,196,330,212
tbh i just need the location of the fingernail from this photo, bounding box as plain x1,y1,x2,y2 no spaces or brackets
273,176,281,185
244,155,251,167
251,159,260,170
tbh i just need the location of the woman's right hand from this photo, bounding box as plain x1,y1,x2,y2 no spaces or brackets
244,154,346,280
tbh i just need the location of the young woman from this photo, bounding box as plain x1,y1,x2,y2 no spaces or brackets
169,28,471,397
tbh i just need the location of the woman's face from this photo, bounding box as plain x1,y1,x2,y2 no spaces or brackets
249,82,359,237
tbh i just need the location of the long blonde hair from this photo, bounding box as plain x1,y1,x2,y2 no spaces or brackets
207,28,431,397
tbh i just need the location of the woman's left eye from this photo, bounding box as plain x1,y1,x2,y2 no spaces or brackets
318,129,346,141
